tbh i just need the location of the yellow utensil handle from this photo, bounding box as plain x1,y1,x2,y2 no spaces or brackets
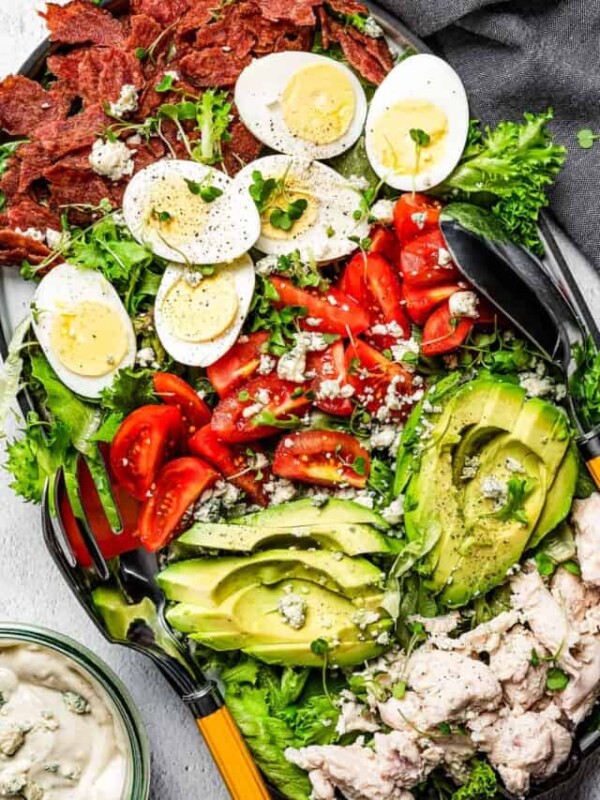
197,706,271,800
586,454,600,489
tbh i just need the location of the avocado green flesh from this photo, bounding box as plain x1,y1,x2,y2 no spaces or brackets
175,521,397,556
158,549,384,608
92,586,186,666
405,378,575,607
169,578,390,667
92,586,157,641
528,444,578,548
235,498,389,531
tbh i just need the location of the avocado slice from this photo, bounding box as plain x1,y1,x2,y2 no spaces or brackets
92,586,186,666
170,579,391,667
405,378,574,607
158,549,384,608
528,444,579,548
175,521,398,556
234,498,389,531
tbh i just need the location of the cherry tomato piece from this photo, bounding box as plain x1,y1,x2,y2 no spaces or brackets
138,457,219,551
308,340,354,417
110,405,184,501
207,331,271,399
211,375,312,443
153,372,211,435
421,301,474,357
403,283,463,326
273,430,370,488
345,339,414,420
189,425,271,506
60,456,141,568
400,230,461,287
340,253,410,349
369,225,400,264
393,193,442,244
270,277,370,336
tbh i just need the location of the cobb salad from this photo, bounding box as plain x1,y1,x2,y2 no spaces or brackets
2,1,600,799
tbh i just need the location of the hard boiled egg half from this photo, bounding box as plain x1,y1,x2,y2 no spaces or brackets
232,155,370,262
122,159,260,264
154,257,255,367
235,52,368,160
365,54,469,192
32,263,136,399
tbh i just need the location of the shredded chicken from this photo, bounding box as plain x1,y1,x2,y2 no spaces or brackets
405,649,503,726
336,692,380,735
286,733,420,800
551,567,600,621
511,568,580,672
572,494,600,586
472,711,572,797
558,635,600,724
488,625,548,712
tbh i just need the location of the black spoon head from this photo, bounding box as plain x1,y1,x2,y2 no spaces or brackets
439,204,584,374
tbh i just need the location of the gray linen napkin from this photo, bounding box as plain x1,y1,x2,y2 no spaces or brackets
377,0,600,270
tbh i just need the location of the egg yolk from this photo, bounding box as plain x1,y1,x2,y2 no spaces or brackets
144,176,210,247
161,271,239,343
50,301,128,377
372,100,448,176
282,64,356,145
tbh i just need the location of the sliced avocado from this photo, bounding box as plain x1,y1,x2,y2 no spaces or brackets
158,549,384,608
245,639,388,668
177,579,391,667
528,444,579,548
92,586,186,666
92,586,157,641
235,498,389,531
405,377,575,607
440,436,547,605
175,521,398,556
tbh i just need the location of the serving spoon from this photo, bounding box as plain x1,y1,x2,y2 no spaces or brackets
439,202,600,490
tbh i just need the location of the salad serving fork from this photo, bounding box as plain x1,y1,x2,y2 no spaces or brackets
41,464,271,800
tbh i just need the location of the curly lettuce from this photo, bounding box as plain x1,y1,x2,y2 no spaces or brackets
436,110,566,254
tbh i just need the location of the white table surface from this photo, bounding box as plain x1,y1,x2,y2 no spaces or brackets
0,3,599,799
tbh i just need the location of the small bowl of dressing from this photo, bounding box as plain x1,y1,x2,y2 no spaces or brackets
0,624,150,800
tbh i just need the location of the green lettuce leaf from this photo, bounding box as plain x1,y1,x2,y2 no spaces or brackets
0,314,31,433
226,687,311,800
437,110,566,254
451,759,497,799
5,412,70,505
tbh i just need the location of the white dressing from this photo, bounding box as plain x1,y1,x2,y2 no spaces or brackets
0,642,129,800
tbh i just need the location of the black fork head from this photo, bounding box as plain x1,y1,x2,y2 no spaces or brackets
42,471,208,699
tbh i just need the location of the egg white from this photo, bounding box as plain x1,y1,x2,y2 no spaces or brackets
235,52,368,160
154,256,255,367
365,54,469,192
122,159,261,265
32,262,136,399
232,155,370,262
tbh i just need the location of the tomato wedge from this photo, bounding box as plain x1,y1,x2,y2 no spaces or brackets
308,340,354,417
340,252,410,349
110,405,184,501
60,456,141,568
273,430,370,488
153,372,211,435
345,339,414,419
189,425,271,505
139,457,219,551
369,225,400,264
393,193,442,244
270,276,369,336
403,283,463,326
421,301,474,357
211,375,312,443
400,230,461,287
207,331,271,399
